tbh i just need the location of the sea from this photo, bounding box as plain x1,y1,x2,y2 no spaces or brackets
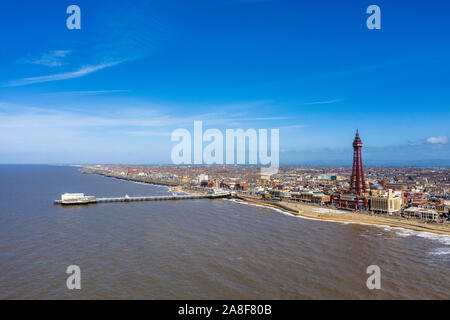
0,165,449,299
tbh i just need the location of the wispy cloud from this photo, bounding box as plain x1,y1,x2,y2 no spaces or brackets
427,136,447,144
4,62,122,87
3,2,167,91
0,100,293,159
0,111,175,129
42,90,130,96
127,130,172,137
87,1,165,64
25,50,70,68
280,124,307,130
256,53,450,91
0,100,291,132
225,116,290,121
299,99,341,105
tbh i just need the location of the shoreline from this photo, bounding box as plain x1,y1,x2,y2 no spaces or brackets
83,169,450,237
232,194,450,237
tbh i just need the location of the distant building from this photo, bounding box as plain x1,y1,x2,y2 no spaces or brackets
235,182,249,191
260,174,271,185
378,180,389,187
61,193,85,201
403,207,440,222
435,203,447,214
402,192,427,205
370,189,402,214
317,174,342,183
332,194,367,210
200,180,209,187
312,192,331,204
386,183,408,191
198,174,208,183
292,191,330,204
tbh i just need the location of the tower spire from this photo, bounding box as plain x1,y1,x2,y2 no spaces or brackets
350,130,366,195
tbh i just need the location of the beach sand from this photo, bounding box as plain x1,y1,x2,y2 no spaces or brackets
173,185,205,195
233,194,450,236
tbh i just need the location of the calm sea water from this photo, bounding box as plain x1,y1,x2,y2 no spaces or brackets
0,165,449,299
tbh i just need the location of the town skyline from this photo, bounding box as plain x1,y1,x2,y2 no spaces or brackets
2,128,449,166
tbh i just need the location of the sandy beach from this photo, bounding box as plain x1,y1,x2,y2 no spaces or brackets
88,172,450,237
232,194,450,236
174,185,450,236
172,185,205,195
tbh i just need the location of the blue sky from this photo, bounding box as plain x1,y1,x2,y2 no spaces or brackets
0,0,449,165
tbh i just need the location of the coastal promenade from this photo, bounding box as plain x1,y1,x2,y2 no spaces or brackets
236,194,450,236
81,168,450,236
82,167,180,186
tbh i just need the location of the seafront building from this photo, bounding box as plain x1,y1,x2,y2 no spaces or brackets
403,207,440,221
369,189,402,214
84,163,449,222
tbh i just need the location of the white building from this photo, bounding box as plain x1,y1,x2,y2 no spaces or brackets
404,207,440,222
370,189,402,215
61,193,85,201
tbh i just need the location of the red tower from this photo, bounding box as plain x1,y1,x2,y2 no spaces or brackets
350,130,366,195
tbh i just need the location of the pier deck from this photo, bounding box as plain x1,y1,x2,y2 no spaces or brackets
54,193,230,205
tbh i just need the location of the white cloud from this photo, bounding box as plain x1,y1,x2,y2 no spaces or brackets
0,111,176,129
0,100,292,156
280,124,307,130
43,90,130,96
427,136,447,144
4,61,122,87
299,99,341,105
127,131,172,136
27,50,70,67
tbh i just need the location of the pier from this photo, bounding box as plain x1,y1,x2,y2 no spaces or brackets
54,193,231,205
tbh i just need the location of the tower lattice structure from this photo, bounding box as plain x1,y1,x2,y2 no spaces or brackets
350,130,366,195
